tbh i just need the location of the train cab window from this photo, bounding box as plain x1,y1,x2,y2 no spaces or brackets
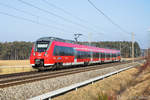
35,41,50,52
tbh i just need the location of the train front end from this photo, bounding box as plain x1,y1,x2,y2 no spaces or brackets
30,38,53,70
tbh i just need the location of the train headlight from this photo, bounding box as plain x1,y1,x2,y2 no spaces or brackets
33,52,35,56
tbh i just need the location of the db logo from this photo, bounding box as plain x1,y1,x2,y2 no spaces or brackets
38,54,41,56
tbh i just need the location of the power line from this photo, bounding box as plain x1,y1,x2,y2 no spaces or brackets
88,0,131,35
0,2,37,17
42,0,105,35
17,0,117,40
17,0,98,33
42,0,89,23
0,0,130,42
0,11,75,34
0,2,109,42
0,2,89,34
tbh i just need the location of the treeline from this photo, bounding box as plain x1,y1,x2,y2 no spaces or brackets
80,41,141,58
0,41,33,60
0,41,141,60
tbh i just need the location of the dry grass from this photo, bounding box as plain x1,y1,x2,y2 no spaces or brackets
122,57,144,61
0,60,35,74
0,66,35,75
53,61,150,100
0,60,29,66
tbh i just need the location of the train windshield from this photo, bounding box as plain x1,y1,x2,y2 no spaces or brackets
35,41,50,52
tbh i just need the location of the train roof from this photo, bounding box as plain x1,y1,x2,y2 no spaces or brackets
36,37,120,52
37,37,75,44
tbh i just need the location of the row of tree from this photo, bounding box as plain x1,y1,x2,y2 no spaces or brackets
0,41,33,60
80,41,141,58
0,41,141,60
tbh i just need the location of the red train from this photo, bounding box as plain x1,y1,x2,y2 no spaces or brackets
30,37,121,70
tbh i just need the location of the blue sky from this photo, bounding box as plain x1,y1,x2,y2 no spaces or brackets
0,0,149,49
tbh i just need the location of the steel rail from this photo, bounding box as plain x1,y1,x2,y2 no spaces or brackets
0,62,126,88
0,60,143,88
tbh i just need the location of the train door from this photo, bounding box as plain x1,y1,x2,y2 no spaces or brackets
99,52,101,63
104,52,106,62
90,51,93,63
110,52,112,61
74,48,77,64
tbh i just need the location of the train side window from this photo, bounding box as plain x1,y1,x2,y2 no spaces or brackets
53,46,74,56
115,53,117,57
93,52,99,58
106,53,108,58
93,52,96,58
101,53,105,58
77,51,80,59
96,52,99,58
99,52,101,58
76,51,91,59
118,52,120,57
108,53,111,58
53,46,59,56
114,54,116,57
112,54,114,57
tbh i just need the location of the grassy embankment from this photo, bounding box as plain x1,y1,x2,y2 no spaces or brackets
0,60,35,75
54,59,150,100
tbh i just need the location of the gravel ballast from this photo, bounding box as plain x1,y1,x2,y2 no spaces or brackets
0,62,143,100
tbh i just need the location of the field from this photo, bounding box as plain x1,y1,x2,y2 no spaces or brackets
53,60,150,100
0,60,35,75
0,60,29,66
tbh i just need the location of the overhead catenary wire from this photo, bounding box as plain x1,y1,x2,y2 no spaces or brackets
0,11,91,39
17,0,99,33
0,2,37,17
16,0,116,40
88,0,131,35
0,2,90,34
0,1,128,42
42,0,106,35
42,0,85,23
0,11,77,35
0,2,93,39
43,0,130,41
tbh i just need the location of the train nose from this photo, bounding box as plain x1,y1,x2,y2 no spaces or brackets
37,53,42,56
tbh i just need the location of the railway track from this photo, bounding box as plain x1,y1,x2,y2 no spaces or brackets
0,60,143,88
